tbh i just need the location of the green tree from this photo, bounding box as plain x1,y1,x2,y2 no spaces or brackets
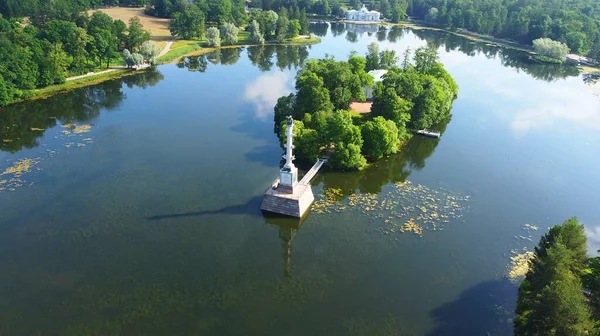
140,40,161,64
294,70,334,116
169,5,206,39
371,85,411,135
515,218,592,336
126,16,150,52
206,26,221,47
365,41,380,71
250,20,265,44
220,22,239,45
533,38,570,62
379,49,398,68
298,9,309,34
361,116,399,161
276,9,289,40
287,19,300,38
379,0,391,18
350,0,361,10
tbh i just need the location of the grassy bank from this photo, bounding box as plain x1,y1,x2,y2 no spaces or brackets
157,35,321,64
18,69,142,103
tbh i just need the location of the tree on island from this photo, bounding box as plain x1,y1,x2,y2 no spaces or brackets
273,42,458,171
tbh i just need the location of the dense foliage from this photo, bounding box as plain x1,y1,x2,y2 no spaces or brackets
273,43,457,171
533,37,569,62
408,0,600,56
0,11,152,106
515,217,596,335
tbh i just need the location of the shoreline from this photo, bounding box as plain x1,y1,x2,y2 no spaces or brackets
3,36,321,107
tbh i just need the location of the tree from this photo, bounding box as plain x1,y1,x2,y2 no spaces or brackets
206,26,221,47
330,142,367,170
262,10,279,38
533,38,570,62
126,16,150,52
45,42,69,84
140,41,161,64
295,70,334,116
276,9,289,41
414,45,439,74
515,218,592,336
325,110,366,170
0,75,10,107
366,42,380,71
287,19,300,39
350,0,361,10
361,116,399,161
379,49,398,68
371,85,410,136
123,49,135,67
250,20,265,44
379,0,391,18
298,9,309,34
425,7,438,23
132,52,144,67
220,22,238,45
169,5,206,39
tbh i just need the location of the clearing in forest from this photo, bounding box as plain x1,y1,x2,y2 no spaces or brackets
89,7,172,45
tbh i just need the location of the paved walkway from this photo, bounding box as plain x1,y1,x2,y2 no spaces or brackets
66,37,178,82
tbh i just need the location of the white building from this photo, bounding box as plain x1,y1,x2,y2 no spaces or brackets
364,69,387,100
346,5,381,22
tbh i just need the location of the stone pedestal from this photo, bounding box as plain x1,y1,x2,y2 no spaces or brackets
261,179,314,218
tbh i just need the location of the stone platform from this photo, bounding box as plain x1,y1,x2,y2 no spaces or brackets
261,179,315,218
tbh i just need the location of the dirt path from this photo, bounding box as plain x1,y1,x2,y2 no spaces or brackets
66,38,178,82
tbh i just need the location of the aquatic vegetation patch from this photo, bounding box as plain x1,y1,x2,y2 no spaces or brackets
1,158,38,177
312,181,470,237
508,248,535,281
0,158,40,193
61,123,92,135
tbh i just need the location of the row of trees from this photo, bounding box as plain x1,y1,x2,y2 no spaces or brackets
273,43,458,170
514,217,600,335
411,0,600,56
0,11,153,106
167,2,308,43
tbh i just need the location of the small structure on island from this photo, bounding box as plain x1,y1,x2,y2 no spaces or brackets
261,116,327,218
346,5,381,22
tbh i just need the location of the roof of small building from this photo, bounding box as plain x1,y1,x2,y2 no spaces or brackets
347,9,359,13
368,69,388,82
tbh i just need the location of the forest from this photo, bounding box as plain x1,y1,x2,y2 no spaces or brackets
515,217,600,336
273,43,458,171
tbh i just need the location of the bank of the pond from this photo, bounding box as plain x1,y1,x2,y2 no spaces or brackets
1,36,322,108
156,36,322,64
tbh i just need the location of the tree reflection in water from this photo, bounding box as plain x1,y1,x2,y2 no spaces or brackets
0,68,165,153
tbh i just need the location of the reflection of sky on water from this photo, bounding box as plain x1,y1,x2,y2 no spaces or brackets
243,71,292,118
440,50,600,135
586,226,600,255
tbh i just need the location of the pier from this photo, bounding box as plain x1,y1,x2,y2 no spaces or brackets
261,117,327,218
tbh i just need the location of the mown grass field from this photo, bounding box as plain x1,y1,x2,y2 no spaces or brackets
89,7,172,47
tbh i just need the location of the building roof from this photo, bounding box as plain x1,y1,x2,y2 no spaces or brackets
368,69,388,82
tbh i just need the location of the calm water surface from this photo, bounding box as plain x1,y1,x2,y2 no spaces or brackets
1,23,599,335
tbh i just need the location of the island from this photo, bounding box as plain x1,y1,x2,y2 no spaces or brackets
273,42,458,171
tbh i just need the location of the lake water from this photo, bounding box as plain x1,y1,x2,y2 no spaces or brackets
1,23,600,335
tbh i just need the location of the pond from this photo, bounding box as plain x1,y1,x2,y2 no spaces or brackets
1,23,599,335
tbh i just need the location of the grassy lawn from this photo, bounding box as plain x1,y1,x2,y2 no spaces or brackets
89,7,173,43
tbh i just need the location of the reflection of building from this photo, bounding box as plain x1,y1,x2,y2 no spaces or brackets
364,69,387,100
346,5,381,21
263,214,306,278
344,23,380,35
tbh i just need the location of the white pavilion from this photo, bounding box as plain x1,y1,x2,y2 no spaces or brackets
346,5,381,21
